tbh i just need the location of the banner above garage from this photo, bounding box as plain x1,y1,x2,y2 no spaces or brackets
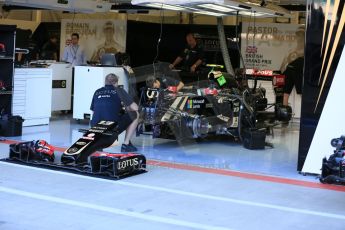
241,22,305,71
60,19,127,63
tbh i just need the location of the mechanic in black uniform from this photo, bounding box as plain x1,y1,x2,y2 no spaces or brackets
145,73,184,92
282,57,304,106
40,34,59,60
280,26,305,106
169,33,205,84
90,73,139,152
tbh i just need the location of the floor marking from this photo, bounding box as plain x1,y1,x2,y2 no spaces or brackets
0,186,232,230
1,161,345,221
2,139,345,192
147,160,345,193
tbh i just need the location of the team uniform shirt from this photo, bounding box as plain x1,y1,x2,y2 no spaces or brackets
40,41,58,60
62,44,86,66
90,85,134,127
283,57,304,94
159,75,181,89
179,45,204,70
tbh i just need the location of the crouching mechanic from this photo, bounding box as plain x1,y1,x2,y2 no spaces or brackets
145,75,184,92
90,73,139,152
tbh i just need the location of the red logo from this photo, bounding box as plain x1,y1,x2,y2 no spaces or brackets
246,46,257,54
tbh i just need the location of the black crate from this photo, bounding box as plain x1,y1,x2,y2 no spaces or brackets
0,115,24,137
243,128,266,150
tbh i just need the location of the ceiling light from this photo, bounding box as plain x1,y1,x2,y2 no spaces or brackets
239,11,267,16
245,1,261,6
199,4,236,12
145,3,186,11
194,11,226,17
131,0,291,18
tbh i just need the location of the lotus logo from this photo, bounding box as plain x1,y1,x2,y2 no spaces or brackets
67,147,79,153
117,158,139,170
76,142,87,146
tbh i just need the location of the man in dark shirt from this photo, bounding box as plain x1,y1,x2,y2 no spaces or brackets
40,35,59,60
90,73,139,152
169,33,204,73
145,74,184,92
283,57,304,106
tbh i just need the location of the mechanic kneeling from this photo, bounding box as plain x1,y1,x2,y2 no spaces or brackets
90,73,139,152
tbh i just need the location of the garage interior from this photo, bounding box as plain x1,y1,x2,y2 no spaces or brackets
1,0,345,229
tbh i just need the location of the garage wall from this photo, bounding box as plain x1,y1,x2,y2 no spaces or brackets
298,0,345,172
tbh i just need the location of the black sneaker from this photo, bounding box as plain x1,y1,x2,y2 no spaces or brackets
121,143,138,152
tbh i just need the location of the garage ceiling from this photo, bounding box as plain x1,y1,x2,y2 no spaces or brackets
1,0,306,13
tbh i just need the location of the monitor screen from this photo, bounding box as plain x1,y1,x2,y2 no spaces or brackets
100,53,117,66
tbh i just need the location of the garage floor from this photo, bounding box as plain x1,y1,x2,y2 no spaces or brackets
1,115,345,230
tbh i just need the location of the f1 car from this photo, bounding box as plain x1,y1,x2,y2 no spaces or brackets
320,135,345,185
4,121,146,179
136,63,292,149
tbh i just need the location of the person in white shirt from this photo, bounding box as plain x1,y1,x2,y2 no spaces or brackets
61,33,86,66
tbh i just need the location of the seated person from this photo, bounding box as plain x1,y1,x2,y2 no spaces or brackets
90,73,139,152
145,74,184,92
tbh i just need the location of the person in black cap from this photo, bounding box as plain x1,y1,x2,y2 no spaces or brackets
90,73,139,152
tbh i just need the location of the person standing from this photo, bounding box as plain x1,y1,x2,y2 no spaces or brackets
40,34,59,61
169,33,204,73
169,33,205,84
61,33,86,66
280,26,305,106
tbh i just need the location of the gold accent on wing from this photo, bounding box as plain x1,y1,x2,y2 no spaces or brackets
319,0,340,83
315,4,345,112
321,0,331,56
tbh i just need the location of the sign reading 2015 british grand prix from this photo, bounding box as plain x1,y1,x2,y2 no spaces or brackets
241,23,305,72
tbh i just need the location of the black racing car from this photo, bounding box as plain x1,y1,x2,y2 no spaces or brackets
136,63,292,149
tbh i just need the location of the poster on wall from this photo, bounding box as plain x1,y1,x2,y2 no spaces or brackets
60,19,127,63
241,22,305,72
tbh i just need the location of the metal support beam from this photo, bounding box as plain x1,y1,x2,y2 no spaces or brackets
217,17,234,76
32,10,41,23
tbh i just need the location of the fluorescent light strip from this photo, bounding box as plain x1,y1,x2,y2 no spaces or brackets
145,3,186,11
194,11,226,17
239,11,267,16
199,4,236,12
245,1,261,6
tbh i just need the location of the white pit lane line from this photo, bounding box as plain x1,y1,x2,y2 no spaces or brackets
1,161,345,221
0,186,232,230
